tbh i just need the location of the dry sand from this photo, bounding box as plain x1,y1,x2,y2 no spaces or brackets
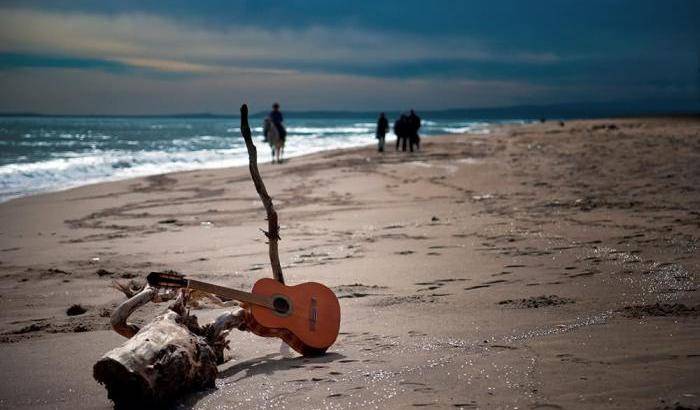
0,117,698,409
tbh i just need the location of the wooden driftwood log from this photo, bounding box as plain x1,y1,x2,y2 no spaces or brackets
94,288,246,407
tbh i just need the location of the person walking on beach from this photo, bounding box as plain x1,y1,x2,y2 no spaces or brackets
395,114,409,152
407,109,421,152
376,112,389,153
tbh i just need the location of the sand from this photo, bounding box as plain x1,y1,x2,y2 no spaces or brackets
0,117,698,409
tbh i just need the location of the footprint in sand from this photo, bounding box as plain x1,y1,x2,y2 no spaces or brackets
452,401,478,408
492,271,512,276
415,278,469,291
498,295,574,308
464,284,490,290
465,279,509,291
618,303,699,318
372,294,447,306
484,279,508,285
383,224,404,230
569,270,597,278
333,284,387,299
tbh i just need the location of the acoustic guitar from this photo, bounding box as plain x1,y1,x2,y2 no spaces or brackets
146,272,341,356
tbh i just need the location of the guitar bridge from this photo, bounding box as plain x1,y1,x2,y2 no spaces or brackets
309,297,317,331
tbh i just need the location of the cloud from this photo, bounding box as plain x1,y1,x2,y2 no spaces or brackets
114,57,296,76
0,52,128,72
0,4,696,113
0,7,567,78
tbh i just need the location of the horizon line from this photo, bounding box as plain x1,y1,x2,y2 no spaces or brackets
0,99,698,119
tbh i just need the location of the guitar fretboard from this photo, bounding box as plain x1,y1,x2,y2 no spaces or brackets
187,279,274,309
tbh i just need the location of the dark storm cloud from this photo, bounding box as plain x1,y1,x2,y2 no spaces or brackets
6,0,697,51
0,0,697,113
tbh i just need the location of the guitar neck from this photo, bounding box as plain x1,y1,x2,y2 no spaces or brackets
187,279,274,309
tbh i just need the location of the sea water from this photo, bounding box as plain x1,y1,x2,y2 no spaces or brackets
0,116,518,203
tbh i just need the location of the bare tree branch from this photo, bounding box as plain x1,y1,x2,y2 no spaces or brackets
240,104,285,284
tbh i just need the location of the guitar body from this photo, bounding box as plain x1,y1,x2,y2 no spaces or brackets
244,278,341,356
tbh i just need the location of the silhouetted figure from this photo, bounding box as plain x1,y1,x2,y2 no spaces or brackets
270,102,287,143
395,114,409,152
407,109,421,152
266,102,286,163
376,112,389,152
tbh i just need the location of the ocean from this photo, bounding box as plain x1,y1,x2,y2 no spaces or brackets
0,116,520,203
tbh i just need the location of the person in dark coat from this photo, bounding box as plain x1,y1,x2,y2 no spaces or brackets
376,112,389,152
395,114,409,152
269,102,286,143
407,109,421,152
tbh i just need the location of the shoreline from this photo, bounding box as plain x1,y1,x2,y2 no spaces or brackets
0,140,376,206
0,117,698,409
0,140,374,206
8,113,695,206
0,120,498,203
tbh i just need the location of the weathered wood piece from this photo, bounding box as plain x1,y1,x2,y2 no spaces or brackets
240,104,286,284
95,290,246,407
94,292,218,407
109,284,156,338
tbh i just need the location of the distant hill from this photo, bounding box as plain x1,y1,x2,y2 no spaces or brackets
2,99,698,120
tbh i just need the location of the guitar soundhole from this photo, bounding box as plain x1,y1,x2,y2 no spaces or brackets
273,296,290,314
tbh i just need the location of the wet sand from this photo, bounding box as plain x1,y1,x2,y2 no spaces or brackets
0,117,699,409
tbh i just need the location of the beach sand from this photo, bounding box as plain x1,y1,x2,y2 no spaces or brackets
0,117,698,409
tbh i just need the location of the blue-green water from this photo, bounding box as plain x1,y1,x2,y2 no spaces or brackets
0,116,515,202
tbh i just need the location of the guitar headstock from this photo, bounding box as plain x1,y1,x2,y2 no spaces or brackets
147,271,188,289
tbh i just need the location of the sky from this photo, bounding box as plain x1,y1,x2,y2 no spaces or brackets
0,0,698,115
